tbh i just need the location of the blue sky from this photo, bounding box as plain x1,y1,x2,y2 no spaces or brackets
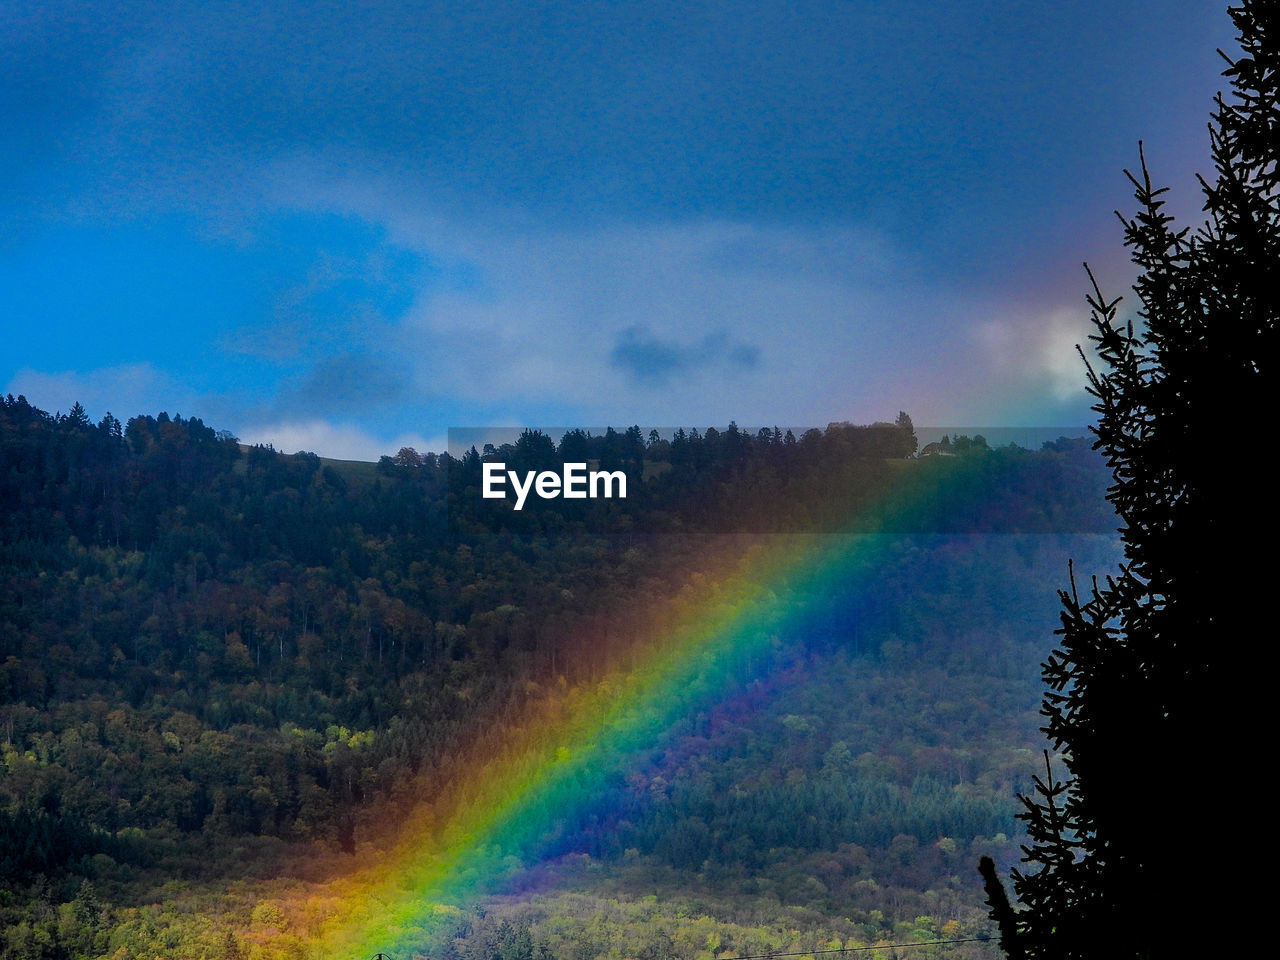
2,1,1238,459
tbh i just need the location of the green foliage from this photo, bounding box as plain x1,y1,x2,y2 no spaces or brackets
0,395,1117,958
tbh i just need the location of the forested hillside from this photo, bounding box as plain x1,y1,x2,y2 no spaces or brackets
0,395,1115,960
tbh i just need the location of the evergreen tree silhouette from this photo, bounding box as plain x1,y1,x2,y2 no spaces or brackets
984,3,1279,956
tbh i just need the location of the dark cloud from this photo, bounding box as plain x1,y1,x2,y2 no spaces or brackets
0,0,1238,453
284,352,410,415
2,2,1233,265
609,325,759,386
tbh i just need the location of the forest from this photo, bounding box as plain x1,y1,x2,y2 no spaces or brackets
0,394,1116,960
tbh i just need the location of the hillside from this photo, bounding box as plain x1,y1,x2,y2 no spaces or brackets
0,396,1116,960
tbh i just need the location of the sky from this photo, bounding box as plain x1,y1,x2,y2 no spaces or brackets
2,1,1239,460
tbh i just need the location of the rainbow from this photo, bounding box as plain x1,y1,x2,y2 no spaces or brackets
267,454,1096,960
301,533,887,960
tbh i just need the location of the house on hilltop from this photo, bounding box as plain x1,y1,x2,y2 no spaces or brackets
918,440,957,458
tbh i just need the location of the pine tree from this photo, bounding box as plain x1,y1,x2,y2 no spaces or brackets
984,3,1279,956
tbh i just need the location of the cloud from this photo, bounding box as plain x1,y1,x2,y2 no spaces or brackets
359,211,930,427
5,362,198,423
242,187,1080,430
3,2,1233,456
237,419,443,462
1037,313,1096,403
971,306,1096,418
5,354,446,459
4,202,1100,446
6,1,1228,264
2,2,986,225
609,326,759,385
219,213,430,359
282,352,412,416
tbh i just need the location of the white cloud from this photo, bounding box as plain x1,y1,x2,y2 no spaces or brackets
1038,310,1096,402
347,218,944,426
9,162,1103,444
238,420,444,462
243,164,1109,431
972,305,1095,417
5,363,197,423
6,359,445,460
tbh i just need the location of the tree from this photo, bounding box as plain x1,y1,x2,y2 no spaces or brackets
393,446,423,467
895,411,918,457
513,429,557,472
982,3,1278,956
65,401,90,429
